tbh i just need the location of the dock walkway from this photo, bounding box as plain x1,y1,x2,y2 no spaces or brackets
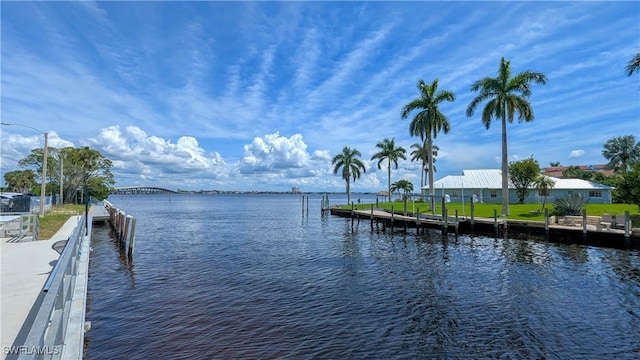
1,215,80,355
332,207,637,248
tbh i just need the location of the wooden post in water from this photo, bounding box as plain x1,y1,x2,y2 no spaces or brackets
118,211,125,243
582,209,587,235
302,196,304,216
416,207,420,235
470,197,475,230
391,205,394,232
351,202,354,229
455,209,459,234
125,215,133,250
306,196,309,215
625,210,630,240
443,207,448,234
122,215,130,249
128,217,137,258
544,208,549,231
370,204,374,229
494,209,498,231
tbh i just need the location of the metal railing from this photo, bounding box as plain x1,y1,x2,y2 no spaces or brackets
10,214,89,360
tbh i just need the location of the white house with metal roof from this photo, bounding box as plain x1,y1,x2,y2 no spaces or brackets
425,169,613,204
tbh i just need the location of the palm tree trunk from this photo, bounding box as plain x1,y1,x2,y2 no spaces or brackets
387,158,391,203
346,179,351,204
501,112,509,216
420,162,424,193
427,133,435,213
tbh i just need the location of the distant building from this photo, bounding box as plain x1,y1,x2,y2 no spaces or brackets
541,164,614,177
291,187,300,194
428,169,613,204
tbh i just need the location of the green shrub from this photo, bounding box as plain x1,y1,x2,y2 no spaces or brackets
553,193,589,216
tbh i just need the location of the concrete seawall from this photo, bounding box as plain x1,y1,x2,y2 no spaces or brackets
0,203,111,359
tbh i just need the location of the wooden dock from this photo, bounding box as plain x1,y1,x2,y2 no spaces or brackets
332,207,473,234
92,202,110,223
330,206,638,249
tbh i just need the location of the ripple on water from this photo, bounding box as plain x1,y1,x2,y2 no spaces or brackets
85,195,640,359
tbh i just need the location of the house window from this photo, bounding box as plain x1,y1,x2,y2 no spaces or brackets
589,190,602,198
490,190,497,198
452,191,458,197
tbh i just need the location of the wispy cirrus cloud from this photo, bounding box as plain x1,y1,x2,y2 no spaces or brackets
1,2,638,192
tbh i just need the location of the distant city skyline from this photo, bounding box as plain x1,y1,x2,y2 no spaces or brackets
1,2,638,192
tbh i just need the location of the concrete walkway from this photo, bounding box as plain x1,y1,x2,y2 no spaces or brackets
0,215,80,352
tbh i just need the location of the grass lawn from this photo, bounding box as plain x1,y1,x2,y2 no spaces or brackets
39,204,86,240
339,201,640,227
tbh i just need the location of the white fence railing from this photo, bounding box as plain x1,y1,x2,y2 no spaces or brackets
8,214,89,360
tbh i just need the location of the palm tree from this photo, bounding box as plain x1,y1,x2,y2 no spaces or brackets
391,179,414,215
332,146,366,204
401,79,455,212
534,175,555,211
626,51,640,76
466,57,547,216
602,134,640,173
371,138,406,202
410,142,439,191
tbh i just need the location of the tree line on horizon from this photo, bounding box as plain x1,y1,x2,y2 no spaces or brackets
333,52,640,211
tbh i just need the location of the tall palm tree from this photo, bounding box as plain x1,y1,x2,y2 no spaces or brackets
466,57,547,216
410,142,439,191
626,51,640,76
371,138,406,202
401,79,455,212
332,146,366,204
602,134,640,173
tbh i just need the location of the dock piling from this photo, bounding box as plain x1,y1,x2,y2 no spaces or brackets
544,208,549,231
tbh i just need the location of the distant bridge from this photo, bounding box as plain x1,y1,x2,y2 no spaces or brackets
110,186,178,195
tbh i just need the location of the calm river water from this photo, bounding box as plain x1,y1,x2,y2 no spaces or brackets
84,194,640,359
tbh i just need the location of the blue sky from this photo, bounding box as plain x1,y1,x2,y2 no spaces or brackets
1,1,639,192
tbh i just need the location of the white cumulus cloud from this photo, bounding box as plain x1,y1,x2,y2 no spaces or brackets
568,150,585,158
240,132,320,175
85,125,227,185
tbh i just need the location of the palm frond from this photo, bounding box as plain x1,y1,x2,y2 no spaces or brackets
626,52,640,76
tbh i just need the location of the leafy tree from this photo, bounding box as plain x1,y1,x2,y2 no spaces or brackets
626,51,640,77
410,142,439,191
561,166,593,180
614,163,640,209
371,138,406,202
19,146,114,203
466,57,547,215
401,79,454,212
508,157,541,203
3,170,37,193
332,146,366,205
549,161,561,167
602,134,640,173
533,174,555,211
